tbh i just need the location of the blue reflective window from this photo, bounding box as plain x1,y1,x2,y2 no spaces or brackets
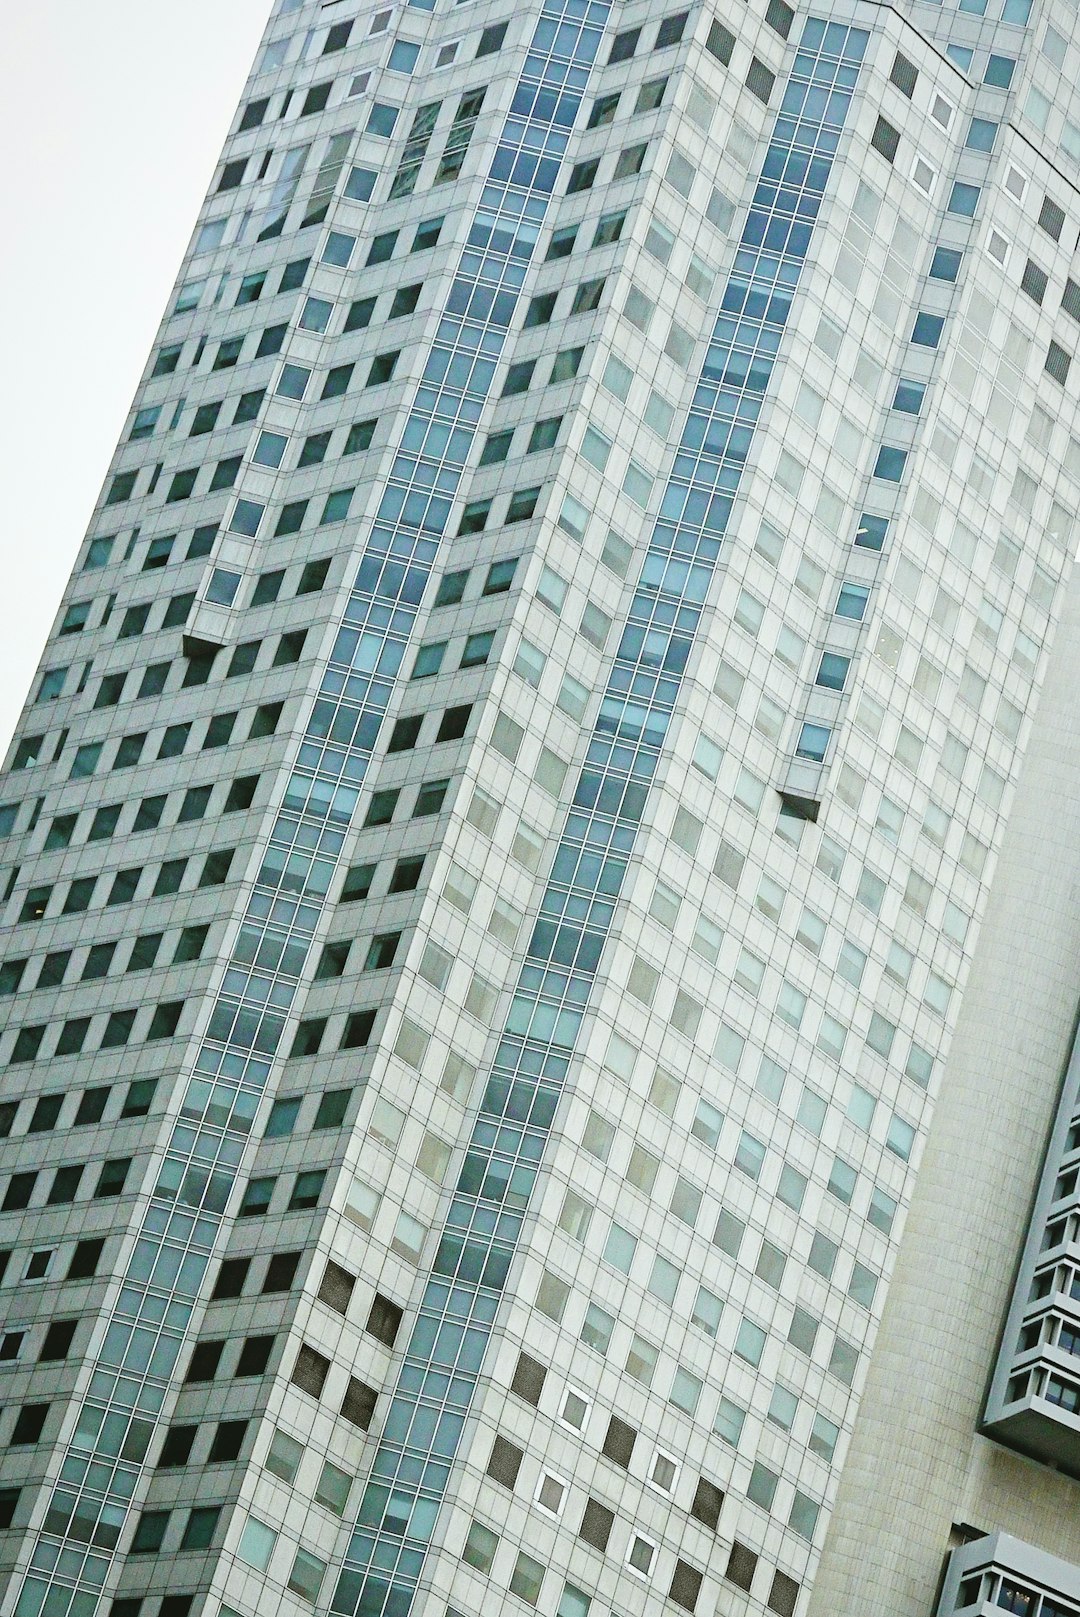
558,1586,592,1617
1001,0,1031,20
892,380,925,414
130,406,160,441
321,487,355,524
966,117,997,151
389,40,421,72
947,182,980,217
253,431,287,467
816,652,850,690
411,641,447,678
84,536,115,569
873,445,907,481
277,364,311,400
300,296,333,332
797,723,830,761
928,247,961,281
229,500,264,538
206,569,241,606
266,1096,301,1137
412,216,444,251
836,583,870,620
984,54,1015,86
367,102,400,137
911,312,945,347
946,44,973,69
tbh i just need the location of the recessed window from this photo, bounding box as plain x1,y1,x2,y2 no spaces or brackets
627,1535,656,1577
655,10,688,45
871,116,899,162
1040,195,1066,241
535,1473,566,1515
1046,341,1072,386
798,727,834,763
746,57,775,102
388,40,420,72
816,652,850,689
608,25,641,62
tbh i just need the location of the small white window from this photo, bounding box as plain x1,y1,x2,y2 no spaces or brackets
987,229,1009,266
535,1472,567,1516
1005,164,1027,201
930,94,953,129
627,1535,657,1577
649,1450,679,1492
560,1388,591,1430
911,157,935,194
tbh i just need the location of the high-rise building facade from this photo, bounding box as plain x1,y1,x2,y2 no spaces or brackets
5,0,1080,1614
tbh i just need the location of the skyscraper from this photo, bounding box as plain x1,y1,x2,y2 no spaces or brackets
4,0,1080,1613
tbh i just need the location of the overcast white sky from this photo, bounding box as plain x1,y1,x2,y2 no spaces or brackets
0,1,271,752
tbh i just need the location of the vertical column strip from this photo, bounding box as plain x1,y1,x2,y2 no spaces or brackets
331,18,869,1617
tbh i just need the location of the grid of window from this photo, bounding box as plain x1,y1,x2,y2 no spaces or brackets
6,0,1075,1611
334,20,869,1616
13,2,617,1612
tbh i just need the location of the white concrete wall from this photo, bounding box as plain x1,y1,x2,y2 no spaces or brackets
810,563,1080,1613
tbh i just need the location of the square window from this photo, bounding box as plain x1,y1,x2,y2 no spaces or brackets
344,163,377,201
628,1535,656,1576
315,1459,352,1514
635,77,667,113
609,25,640,61
463,1522,499,1572
947,181,980,217
746,57,775,101
367,102,400,135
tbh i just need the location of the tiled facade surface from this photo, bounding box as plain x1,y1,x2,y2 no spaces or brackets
4,0,1080,1615
807,554,1080,1614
